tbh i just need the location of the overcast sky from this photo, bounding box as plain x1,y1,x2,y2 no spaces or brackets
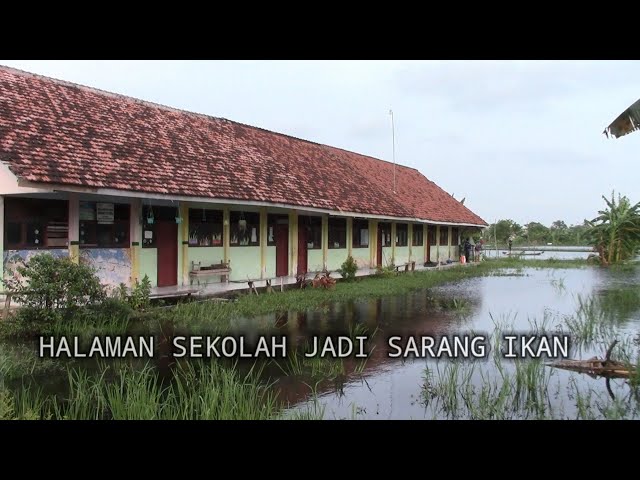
2,60,638,227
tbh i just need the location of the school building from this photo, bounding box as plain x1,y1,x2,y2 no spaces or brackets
0,65,487,293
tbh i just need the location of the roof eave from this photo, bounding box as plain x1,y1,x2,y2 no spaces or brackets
14,178,488,228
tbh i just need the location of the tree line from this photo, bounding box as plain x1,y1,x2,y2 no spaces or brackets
481,219,591,246
478,192,640,265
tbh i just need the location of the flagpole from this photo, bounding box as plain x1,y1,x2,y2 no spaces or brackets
389,109,396,194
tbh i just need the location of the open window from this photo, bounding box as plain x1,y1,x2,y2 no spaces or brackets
328,217,346,249
412,224,424,246
79,201,130,248
440,226,449,246
188,208,223,247
395,223,408,247
352,219,369,248
230,211,260,246
4,197,69,249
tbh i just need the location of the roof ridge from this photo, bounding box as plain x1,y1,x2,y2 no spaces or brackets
0,64,420,173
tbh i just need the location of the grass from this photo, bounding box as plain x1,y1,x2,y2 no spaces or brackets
4,257,638,420
0,360,280,420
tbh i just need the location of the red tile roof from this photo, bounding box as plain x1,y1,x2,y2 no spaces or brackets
0,66,487,226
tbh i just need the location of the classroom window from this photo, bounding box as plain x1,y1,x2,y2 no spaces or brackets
428,226,437,246
267,214,288,246
440,226,449,246
352,219,369,248
395,223,408,247
328,217,346,249
412,224,424,246
379,222,392,247
230,211,260,246
4,197,68,249
188,208,223,247
451,227,460,246
301,215,322,249
79,201,130,248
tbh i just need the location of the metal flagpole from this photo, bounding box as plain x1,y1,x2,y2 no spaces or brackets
389,109,396,194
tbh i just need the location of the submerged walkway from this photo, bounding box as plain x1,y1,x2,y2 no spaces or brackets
150,261,473,300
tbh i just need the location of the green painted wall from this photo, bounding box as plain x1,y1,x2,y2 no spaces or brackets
351,247,370,269
228,246,261,281
265,246,276,278
307,249,324,272
394,246,410,265
327,248,348,271
381,246,394,266
188,247,225,269
411,244,424,263
139,248,158,288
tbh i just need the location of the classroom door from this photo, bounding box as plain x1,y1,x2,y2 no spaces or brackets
276,224,289,277
156,222,178,287
297,227,308,275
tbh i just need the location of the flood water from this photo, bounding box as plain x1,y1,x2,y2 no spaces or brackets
2,264,640,419
250,265,640,419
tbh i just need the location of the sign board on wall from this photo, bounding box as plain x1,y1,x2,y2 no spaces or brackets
96,203,114,224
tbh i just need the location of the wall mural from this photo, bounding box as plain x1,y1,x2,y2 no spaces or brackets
2,248,131,291
3,249,69,283
79,248,132,290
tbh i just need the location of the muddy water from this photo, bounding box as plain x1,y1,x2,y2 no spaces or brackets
247,266,640,419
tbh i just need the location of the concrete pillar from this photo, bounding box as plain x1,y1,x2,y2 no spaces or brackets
391,222,396,265
408,223,413,262
436,225,441,263
369,219,377,268
423,224,428,263
322,214,328,270
448,226,452,259
68,193,79,264
223,207,230,266
346,217,353,258
289,210,298,276
180,202,189,286
130,198,142,286
260,207,267,279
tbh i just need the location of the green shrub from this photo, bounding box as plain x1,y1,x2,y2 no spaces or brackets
113,275,152,311
338,255,358,281
2,254,105,323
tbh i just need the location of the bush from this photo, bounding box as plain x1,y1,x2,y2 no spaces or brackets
113,275,151,311
338,255,358,281
2,254,105,323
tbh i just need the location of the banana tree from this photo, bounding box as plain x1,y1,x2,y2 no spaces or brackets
585,192,640,264
603,98,640,139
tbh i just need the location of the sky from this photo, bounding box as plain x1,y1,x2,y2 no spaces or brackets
1,60,639,227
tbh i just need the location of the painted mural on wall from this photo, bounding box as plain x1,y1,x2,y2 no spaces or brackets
79,248,132,290
3,249,69,283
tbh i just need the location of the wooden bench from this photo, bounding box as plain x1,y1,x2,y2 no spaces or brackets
394,261,416,273
189,261,231,285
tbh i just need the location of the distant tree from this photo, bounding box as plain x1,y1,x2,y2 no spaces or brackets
484,219,523,244
551,220,568,231
523,222,550,245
